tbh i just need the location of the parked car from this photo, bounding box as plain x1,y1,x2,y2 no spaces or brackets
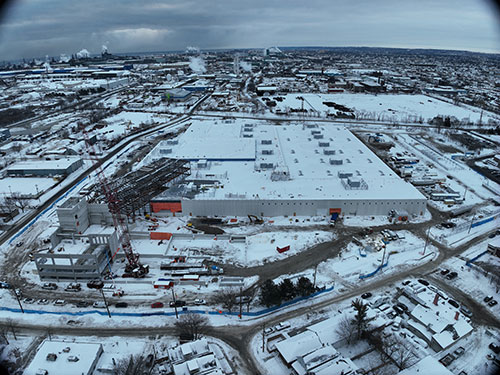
264,327,274,335
417,279,429,286
488,300,498,307
74,301,89,308
393,305,405,315
448,299,459,308
460,305,472,317
53,299,66,306
151,302,164,308
454,347,465,357
16,241,24,248
396,302,408,312
489,343,500,354
92,301,107,308
87,280,104,289
0,281,11,289
401,280,411,286
37,299,50,305
446,272,458,280
23,298,35,304
112,290,125,297
169,300,186,308
361,292,373,299
484,296,493,303
235,296,251,303
115,302,128,308
41,282,58,290
440,269,450,276
274,322,291,331
65,283,81,292
194,299,207,305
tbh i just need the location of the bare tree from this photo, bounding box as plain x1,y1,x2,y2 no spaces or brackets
8,194,31,213
0,325,9,345
335,314,357,345
372,332,417,371
211,288,239,312
174,313,210,341
113,354,147,375
5,319,17,340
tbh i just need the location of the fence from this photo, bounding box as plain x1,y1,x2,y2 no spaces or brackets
0,286,334,318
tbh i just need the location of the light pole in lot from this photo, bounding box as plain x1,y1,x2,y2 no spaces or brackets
99,287,111,318
12,287,24,314
171,285,178,319
421,226,431,256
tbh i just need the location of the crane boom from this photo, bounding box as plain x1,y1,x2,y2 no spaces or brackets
80,122,148,277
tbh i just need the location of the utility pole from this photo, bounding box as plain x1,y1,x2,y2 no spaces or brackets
468,214,475,234
171,285,178,319
262,323,265,352
100,288,111,318
239,286,243,319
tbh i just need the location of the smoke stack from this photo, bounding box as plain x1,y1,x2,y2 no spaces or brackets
433,293,439,306
455,311,459,321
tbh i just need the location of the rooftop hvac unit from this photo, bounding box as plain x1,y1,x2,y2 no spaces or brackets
324,149,335,155
348,177,361,187
261,139,272,145
305,124,318,128
318,141,330,147
329,158,343,165
159,148,172,154
262,149,274,155
338,171,353,178
260,162,274,169
311,130,321,135
243,127,253,132
166,140,178,145
242,133,253,138
313,134,324,139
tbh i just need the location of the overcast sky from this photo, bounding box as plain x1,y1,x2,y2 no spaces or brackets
0,0,498,61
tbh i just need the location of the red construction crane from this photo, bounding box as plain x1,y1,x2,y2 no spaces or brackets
79,122,149,278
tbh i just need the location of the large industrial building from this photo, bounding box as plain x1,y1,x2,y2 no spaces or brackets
147,120,427,218
6,157,83,177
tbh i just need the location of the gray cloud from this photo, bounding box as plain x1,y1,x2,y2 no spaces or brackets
0,0,498,61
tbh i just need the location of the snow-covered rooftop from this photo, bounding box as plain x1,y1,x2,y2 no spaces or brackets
23,340,103,375
148,119,426,201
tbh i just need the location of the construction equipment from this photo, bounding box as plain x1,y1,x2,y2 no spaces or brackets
248,214,264,224
79,122,149,278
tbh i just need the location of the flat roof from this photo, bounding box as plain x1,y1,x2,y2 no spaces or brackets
7,157,81,171
24,340,102,375
147,120,426,201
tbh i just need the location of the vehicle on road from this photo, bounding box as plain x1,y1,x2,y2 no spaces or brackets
361,292,372,299
151,302,164,308
448,299,459,308
41,282,57,290
169,300,186,308
115,302,128,308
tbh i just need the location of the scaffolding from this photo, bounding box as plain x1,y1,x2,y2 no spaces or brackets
93,158,190,219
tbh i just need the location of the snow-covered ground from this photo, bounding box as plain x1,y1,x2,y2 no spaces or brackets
268,93,499,124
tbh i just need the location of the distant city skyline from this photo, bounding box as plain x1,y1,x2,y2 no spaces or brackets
0,0,499,61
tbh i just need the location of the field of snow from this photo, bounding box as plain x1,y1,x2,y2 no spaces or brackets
271,93,499,124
